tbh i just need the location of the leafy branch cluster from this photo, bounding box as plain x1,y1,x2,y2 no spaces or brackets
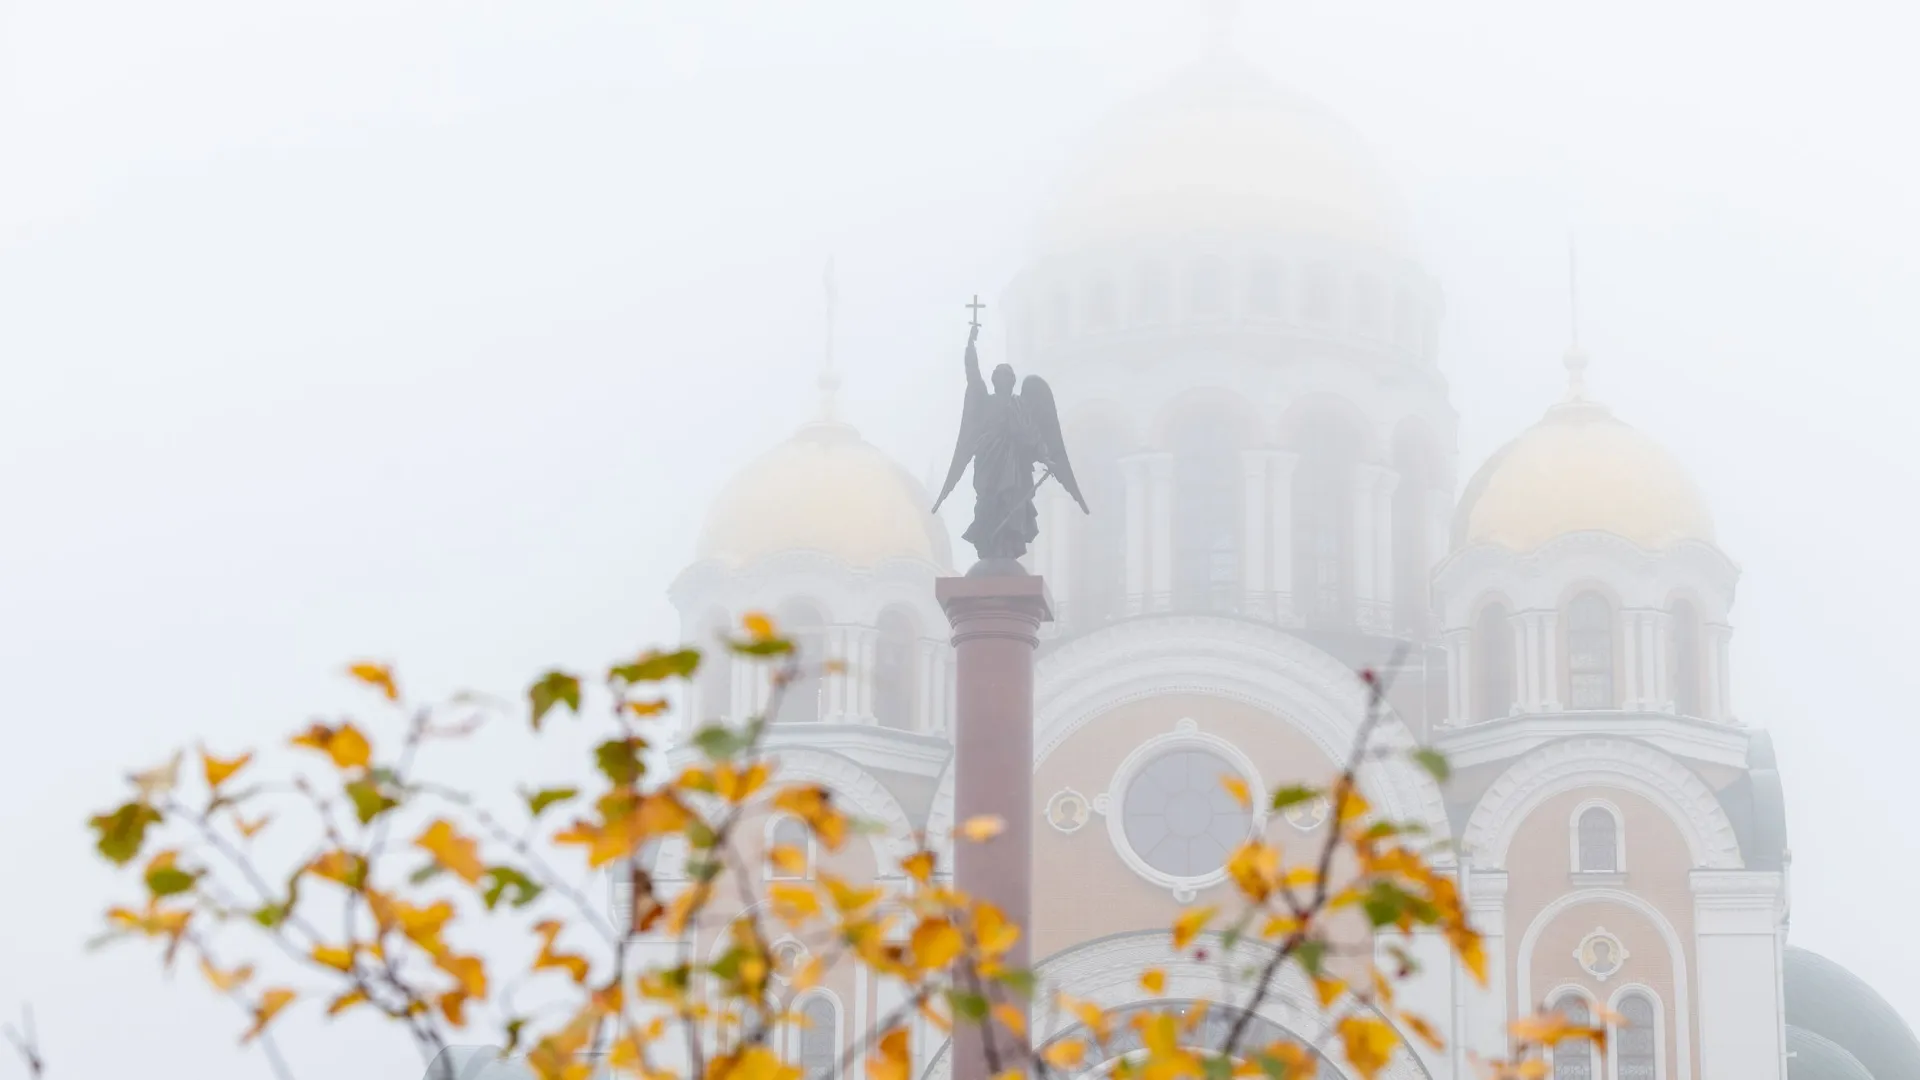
80,614,1609,1080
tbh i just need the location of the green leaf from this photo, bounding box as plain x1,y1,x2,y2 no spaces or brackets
1411,748,1451,784
1268,785,1320,812
593,738,648,786
408,861,446,886
729,638,794,658
690,724,746,761
89,802,163,866
992,969,1037,1000
146,866,197,897
1294,938,1328,977
1203,1055,1233,1080
344,778,400,825
252,903,290,929
528,670,582,731
481,865,544,910
686,857,723,883
522,786,579,818
945,989,989,1022
610,649,701,684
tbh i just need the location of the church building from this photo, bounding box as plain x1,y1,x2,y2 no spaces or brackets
642,45,1919,1080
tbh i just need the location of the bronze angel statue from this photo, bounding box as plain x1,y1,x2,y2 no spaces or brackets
933,317,1089,567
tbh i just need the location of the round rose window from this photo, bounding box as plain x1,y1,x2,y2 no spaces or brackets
1120,748,1254,878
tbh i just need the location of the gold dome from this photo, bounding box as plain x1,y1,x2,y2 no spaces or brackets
1035,55,1411,256
696,421,952,571
1458,392,1715,554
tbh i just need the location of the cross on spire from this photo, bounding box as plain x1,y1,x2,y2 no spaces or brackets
1563,236,1589,401
819,257,841,421
966,294,986,330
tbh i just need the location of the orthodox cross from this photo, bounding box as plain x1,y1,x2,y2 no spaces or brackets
966,294,986,330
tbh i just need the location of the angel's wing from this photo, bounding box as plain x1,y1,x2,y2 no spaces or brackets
932,336,989,512
1020,375,1089,514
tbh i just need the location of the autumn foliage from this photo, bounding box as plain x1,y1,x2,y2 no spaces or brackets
83,614,1605,1080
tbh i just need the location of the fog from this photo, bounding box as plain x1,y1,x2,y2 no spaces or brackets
2,0,1917,1076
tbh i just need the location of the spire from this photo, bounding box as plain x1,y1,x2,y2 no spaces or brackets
1562,235,1589,401
818,257,841,421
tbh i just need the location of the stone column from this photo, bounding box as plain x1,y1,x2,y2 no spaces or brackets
936,571,1053,1080
1046,489,1074,625
1148,453,1175,612
1372,469,1399,631
1538,611,1562,711
1621,612,1643,711
1352,466,1380,617
1240,451,1270,619
1122,456,1149,615
1463,868,1510,1065
1693,870,1786,1080
1268,452,1300,625
1444,628,1471,724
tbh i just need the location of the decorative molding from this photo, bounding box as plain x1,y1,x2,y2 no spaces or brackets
1462,737,1742,871
1098,717,1266,901
1434,711,1751,770
1575,927,1629,982
1515,888,1693,1080
1045,787,1092,834
917,930,1436,1080
1033,617,1453,845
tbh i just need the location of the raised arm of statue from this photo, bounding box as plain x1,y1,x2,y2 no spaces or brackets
963,322,984,390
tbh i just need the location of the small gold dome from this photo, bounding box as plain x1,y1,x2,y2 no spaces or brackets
1035,56,1411,256
696,421,952,571
1458,395,1715,554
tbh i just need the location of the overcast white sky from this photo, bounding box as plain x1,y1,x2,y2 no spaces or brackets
3,0,1918,1076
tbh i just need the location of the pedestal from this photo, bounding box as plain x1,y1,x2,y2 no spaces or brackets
936,568,1052,1080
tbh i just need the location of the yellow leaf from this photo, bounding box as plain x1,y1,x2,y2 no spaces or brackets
715,762,771,803
1313,976,1345,1009
992,1003,1027,1038
973,901,1020,957
240,988,296,1044
1140,968,1167,995
769,882,822,927
235,813,271,840
200,748,253,790
1337,1017,1399,1080
957,815,1006,842
312,945,355,972
626,698,671,717
129,752,183,801
436,952,489,998
742,612,776,640
1226,841,1280,900
1335,787,1371,826
1220,774,1252,809
533,920,591,984
290,722,372,770
414,818,485,885
1181,1000,1211,1034
1262,1042,1316,1080
1260,914,1300,939
990,1071,1024,1080
773,785,850,852
912,918,964,970
347,661,400,702
868,1028,911,1080
326,988,369,1016
1400,1012,1444,1052
1043,1040,1088,1069
768,844,809,877
822,874,883,916
1171,906,1216,951
792,954,826,991
308,849,368,888
1451,925,1489,987
199,958,253,993
901,849,936,884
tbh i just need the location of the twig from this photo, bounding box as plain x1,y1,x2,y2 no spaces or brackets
3,1006,43,1079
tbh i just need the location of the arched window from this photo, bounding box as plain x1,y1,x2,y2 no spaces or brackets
1615,993,1657,1080
1247,259,1283,316
1576,806,1620,873
1189,257,1228,317
1302,263,1335,324
776,600,826,724
1087,278,1118,331
797,995,839,1080
1136,263,1169,324
768,816,811,880
1474,604,1513,720
697,609,732,721
1551,996,1594,1080
1567,592,1614,709
1291,415,1357,626
1671,600,1702,716
874,606,918,731
1171,413,1241,614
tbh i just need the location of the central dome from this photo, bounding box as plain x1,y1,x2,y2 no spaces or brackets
1034,55,1412,256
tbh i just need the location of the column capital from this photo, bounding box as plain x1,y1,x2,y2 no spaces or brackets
936,572,1055,646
